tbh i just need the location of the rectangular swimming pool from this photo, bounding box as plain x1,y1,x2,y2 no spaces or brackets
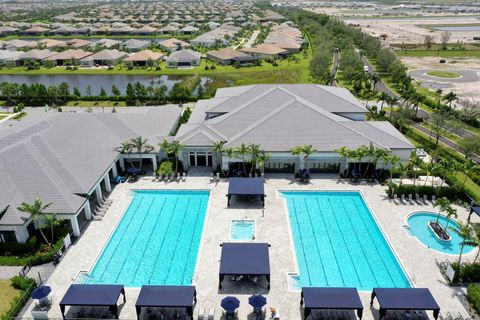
231,220,255,241
281,191,410,291
87,190,209,287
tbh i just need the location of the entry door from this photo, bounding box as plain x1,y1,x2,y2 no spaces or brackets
196,154,207,166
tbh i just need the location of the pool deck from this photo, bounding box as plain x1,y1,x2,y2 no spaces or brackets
21,174,478,319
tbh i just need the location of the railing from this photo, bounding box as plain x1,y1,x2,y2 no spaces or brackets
5,281,36,320
19,263,31,277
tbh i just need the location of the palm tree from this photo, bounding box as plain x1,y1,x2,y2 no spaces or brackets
302,144,317,171
449,222,473,266
467,227,480,263
118,140,134,169
433,197,451,224
248,144,262,176
443,91,458,109
444,207,458,230
409,152,423,186
398,162,409,186
17,199,53,246
434,88,443,108
213,141,226,169
169,141,184,173
130,136,154,173
334,146,352,175
236,143,250,176
387,154,401,181
462,159,475,187
223,147,236,177
378,92,390,112
256,152,271,174
362,143,377,177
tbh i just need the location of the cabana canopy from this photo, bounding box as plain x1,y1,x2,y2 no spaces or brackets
135,285,197,320
227,178,265,207
469,206,480,221
219,242,270,289
370,288,440,320
59,284,126,319
301,287,363,319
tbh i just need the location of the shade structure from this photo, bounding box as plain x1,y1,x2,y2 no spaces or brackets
469,206,480,221
135,285,197,320
227,178,265,207
31,286,51,300
370,288,440,320
221,296,240,312
301,287,363,319
219,242,270,289
59,284,126,319
249,294,267,309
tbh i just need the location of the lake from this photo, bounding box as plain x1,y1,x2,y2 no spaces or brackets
0,74,186,95
431,26,480,31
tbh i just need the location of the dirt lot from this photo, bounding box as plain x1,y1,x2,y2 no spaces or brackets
401,56,480,103
343,16,480,44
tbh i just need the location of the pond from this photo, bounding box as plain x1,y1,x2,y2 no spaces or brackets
0,74,187,95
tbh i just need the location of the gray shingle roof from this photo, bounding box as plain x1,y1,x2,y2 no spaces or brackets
0,107,181,225
175,84,414,152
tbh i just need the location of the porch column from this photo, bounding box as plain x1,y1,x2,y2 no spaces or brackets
84,201,92,220
119,158,126,171
95,184,103,203
221,156,229,171
112,164,118,177
298,157,305,170
104,175,111,193
70,217,80,237
152,155,158,172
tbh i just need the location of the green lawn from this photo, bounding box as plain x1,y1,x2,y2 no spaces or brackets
426,70,462,78
396,49,480,58
0,280,20,317
65,101,127,107
0,115,6,120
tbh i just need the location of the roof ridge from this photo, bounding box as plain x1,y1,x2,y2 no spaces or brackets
362,121,413,148
314,85,365,112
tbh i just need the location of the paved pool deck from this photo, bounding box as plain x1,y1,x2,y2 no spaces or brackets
20,174,478,320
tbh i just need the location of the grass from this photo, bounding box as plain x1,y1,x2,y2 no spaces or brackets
65,100,127,107
0,280,20,316
0,115,6,120
426,70,462,78
396,49,480,58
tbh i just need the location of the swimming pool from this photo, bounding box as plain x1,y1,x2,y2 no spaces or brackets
407,212,474,255
281,191,410,291
231,220,255,241
87,190,209,287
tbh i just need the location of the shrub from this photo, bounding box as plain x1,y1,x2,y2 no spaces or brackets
10,276,36,291
387,182,467,201
1,277,37,320
467,284,480,314
157,161,173,176
452,262,480,283
0,234,66,266
0,236,37,255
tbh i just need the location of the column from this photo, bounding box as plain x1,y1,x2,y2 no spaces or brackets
152,155,158,172
95,184,103,203
104,175,111,193
83,201,92,220
112,164,118,177
15,226,30,243
70,218,80,237
299,157,305,170
221,156,229,171
119,158,126,171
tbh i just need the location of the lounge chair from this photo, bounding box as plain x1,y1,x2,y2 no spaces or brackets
158,174,164,182
216,172,220,181
210,172,215,182
198,308,205,320
393,194,398,202
432,195,436,203
423,195,428,204
182,172,186,181
401,194,405,203
208,308,215,320
415,194,421,203
408,194,413,203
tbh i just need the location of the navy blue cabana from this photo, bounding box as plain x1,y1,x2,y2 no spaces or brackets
219,242,270,289
370,288,440,320
135,285,197,320
301,287,363,319
227,178,265,207
59,284,126,319
469,206,480,221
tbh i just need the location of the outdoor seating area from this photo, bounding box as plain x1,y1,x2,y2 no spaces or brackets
300,287,364,320
227,178,266,207
219,242,271,290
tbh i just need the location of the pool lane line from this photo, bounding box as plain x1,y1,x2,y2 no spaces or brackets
327,198,364,288
113,195,157,284
146,197,180,284
291,198,314,286
92,196,146,282
130,197,168,285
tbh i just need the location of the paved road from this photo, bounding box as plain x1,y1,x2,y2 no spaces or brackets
243,30,260,48
409,69,480,83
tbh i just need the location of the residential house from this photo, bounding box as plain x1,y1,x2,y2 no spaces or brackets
240,44,288,59
179,25,199,35
18,49,56,65
166,49,201,68
122,39,151,52
123,50,164,66
0,50,23,66
80,49,128,67
44,49,93,66
206,48,257,65
158,38,190,52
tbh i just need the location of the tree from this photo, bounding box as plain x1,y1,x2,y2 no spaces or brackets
126,82,136,102
459,136,480,160
223,147,236,177
236,143,250,176
461,99,480,119
409,151,423,186
434,88,443,108
17,198,56,246
118,140,134,168
99,87,107,97
424,35,434,50
462,159,476,187
440,31,452,50
130,136,154,173
449,221,473,266
428,111,449,147
443,91,457,109
86,85,92,96
73,87,81,97
213,141,226,169
111,85,121,96
444,206,457,231
433,197,451,224
466,227,480,263
290,144,317,172
377,92,390,112
58,82,69,103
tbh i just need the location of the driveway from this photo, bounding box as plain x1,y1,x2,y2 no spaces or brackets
409,69,480,83
243,30,260,48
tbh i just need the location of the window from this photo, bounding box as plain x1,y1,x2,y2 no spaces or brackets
0,231,17,243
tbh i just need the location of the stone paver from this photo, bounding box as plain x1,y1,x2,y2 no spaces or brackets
20,174,478,320
0,266,22,279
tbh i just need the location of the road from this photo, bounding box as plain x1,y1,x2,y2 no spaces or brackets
243,30,260,48
361,55,480,163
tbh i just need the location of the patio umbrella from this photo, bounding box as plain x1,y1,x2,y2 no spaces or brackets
31,286,51,300
248,294,267,309
221,296,240,312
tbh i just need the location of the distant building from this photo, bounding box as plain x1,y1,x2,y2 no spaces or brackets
166,49,201,68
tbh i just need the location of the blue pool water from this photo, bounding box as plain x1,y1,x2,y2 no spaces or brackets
88,190,209,287
407,212,474,255
231,220,255,240
281,191,410,291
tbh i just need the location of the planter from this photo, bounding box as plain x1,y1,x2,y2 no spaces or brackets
428,221,451,242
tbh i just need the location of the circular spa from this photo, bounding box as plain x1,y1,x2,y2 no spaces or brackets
407,212,475,255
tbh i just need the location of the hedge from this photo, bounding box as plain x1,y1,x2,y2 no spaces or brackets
0,276,37,320
0,236,65,266
468,284,480,314
387,182,467,201
452,262,480,284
